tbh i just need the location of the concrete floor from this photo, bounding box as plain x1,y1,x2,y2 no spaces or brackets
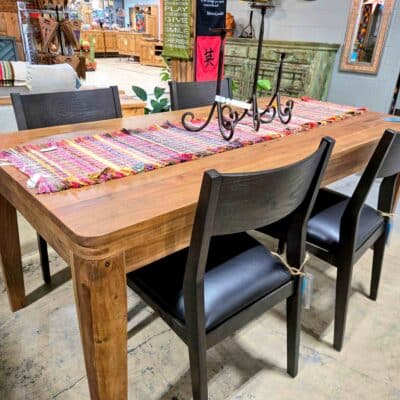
0,59,399,399
0,175,400,400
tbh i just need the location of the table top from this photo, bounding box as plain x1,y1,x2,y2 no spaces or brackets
0,105,398,252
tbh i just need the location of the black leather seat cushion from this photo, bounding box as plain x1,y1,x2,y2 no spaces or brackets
128,233,292,332
307,198,384,251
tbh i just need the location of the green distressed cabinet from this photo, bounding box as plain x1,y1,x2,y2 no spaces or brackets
225,38,340,100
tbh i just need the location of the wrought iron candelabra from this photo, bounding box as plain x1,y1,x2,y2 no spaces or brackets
182,2,294,141
181,28,241,141
237,2,294,130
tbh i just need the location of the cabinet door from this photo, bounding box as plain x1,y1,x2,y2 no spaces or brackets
93,32,105,52
128,35,136,55
146,15,157,38
5,13,21,40
141,42,154,64
117,34,123,51
105,33,117,52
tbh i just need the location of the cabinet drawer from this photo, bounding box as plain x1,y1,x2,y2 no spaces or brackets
225,44,249,58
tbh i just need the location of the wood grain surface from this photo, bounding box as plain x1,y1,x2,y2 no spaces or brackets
0,107,398,260
0,102,398,400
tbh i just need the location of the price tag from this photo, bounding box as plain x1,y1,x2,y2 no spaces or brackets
302,272,314,309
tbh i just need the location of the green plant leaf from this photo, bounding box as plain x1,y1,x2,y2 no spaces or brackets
154,86,166,99
257,79,272,91
151,99,164,113
160,67,171,82
159,98,169,107
144,107,151,115
160,72,170,82
132,86,148,101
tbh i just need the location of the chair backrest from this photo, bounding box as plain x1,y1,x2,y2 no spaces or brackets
185,136,335,286
11,86,122,130
169,78,233,111
345,129,400,224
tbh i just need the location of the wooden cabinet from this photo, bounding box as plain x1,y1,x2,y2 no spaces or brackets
117,32,150,57
0,11,24,60
225,38,340,101
81,30,105,53
140,40,165,67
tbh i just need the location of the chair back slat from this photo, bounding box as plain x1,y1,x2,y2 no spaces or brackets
377,130,400,178
211,138,334,236
345,130,400,217
184,136,334,285
169,79,232,111
11,86,122,130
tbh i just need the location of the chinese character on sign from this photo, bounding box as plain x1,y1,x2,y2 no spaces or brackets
204,47,215,67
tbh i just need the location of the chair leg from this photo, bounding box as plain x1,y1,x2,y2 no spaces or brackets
370,233,386,301
187,332,208,400
286,278,302,377
37,234,51,284
334,262,354,352
277,239,285,255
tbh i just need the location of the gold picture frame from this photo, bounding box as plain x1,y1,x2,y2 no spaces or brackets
340,0,396,75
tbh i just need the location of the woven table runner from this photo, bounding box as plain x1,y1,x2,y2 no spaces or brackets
0,98,366,194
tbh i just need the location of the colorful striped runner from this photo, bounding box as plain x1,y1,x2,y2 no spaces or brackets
0,97,366,194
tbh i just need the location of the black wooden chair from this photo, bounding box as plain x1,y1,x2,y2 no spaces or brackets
259,129,400,352
11,86,122,283
169,78,233,111
11,86,122,130
127,137,334,400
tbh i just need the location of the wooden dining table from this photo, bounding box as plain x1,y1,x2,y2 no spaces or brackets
0,104,398,400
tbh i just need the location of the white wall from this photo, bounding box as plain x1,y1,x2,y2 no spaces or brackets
227,0,400,112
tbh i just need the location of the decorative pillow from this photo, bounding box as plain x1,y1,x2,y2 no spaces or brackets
26,63,78,93
10,61,28,86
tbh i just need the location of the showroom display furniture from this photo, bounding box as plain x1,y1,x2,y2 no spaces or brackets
0,103,398,400
0,3,24,60
225,38,339,100
169,78,233,110
140,39,164,67
127,137,334,399
10,86,122,283
80,30,152,59
0,35,18,61
117,31,150,58
260,129,400,351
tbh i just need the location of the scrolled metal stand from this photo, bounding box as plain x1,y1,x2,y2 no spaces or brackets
182,28,240,141
260,52,294,124
238,2,294,129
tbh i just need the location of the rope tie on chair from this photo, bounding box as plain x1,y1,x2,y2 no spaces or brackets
271,252,310,277
379,211,397,218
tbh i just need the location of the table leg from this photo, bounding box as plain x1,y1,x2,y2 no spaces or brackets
71,252,128,400
0,193,25,311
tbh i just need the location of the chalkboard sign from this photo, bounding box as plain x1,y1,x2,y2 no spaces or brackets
196,0,227,36
163,0,192,59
